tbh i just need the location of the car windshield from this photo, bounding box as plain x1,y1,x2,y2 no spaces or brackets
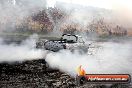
62,34,77,43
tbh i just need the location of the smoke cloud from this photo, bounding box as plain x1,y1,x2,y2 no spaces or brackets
45,41,132,76
0,0,46,31
0,34,47,62
55,0,132,34
0,0,132,78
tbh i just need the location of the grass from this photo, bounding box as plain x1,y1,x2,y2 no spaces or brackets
0,32,60,40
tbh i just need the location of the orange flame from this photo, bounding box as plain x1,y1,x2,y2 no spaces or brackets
77,65,86,76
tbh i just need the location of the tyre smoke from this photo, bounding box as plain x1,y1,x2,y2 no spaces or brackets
45,41,132,76
0,34,46,62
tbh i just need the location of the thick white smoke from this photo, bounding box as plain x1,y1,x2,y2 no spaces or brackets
0,0,46,31
0,34,47,62
44,1,132,77
55,0,132,34
45,41,132,76
0,0,132,78
0,0,48,62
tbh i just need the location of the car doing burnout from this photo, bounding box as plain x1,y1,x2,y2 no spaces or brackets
36,34,96,53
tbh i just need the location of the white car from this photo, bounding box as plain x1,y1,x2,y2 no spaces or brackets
36,34,100,54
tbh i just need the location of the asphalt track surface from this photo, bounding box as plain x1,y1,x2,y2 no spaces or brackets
0,35,132,88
